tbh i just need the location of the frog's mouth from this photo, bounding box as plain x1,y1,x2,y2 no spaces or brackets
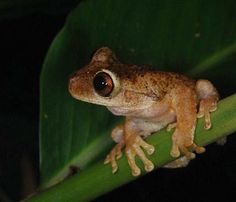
107,106,136,116
106,104,153,116
69,90,118,107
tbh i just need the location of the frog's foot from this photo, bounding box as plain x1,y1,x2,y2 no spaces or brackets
125,135,155,176
104,141,124,173
170,131,205,159
164,156,190,168
197,97,218,130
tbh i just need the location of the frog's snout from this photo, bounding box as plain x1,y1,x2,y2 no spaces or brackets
68,75,78,96
68,69,94,100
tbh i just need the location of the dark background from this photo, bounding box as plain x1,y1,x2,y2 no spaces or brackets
0,13,235,202
0,14,66,201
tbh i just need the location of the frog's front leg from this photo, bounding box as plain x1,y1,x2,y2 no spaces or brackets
105,119,155,176
170,87,205,159
124,119,155,176
104,124,125,173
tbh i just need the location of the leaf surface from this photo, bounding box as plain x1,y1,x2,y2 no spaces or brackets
40,0,236,187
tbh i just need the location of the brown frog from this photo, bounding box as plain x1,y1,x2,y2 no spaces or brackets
68,47,219,176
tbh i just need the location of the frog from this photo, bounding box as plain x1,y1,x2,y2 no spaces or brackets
68,47,219,176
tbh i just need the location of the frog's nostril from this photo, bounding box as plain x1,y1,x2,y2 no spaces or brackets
70,76,79,84
70,78,75,84
69,78,76,93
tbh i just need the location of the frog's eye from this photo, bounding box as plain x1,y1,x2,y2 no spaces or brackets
93,72,114,97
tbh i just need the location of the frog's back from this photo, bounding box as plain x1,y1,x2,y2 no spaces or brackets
109,63,196,99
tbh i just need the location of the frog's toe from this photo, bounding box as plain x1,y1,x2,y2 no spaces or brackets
104,154,110,164
104,141,124,173
104,153,119,174
170,131,205,160
133,145,154,172
170,142,195,159
112,165,118,174
170,143,181,158
116,151,122,160
197,111,204,118
126,148,141,176
136,136,155,155
125,135,155,176
204,112,211,130
110,155,118,173
171,141,205,161
197,109,211,129
189,143,205,154
197,97,218,130
115,141,123,160
179,146,196,160
210,103,217,112
166,122,177,132
171,144,195,160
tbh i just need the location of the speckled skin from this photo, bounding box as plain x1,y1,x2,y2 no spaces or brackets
69,47,219,176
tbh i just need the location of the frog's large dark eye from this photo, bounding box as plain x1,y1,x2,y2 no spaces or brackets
93,72,114,97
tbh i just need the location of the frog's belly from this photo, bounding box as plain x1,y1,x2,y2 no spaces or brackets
133,113,176,138
138,121,168,137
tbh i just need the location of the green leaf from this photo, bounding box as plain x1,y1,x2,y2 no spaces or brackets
40,0,236,189
26,94,236,202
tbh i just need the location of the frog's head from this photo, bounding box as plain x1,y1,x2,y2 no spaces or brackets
69,47,157,112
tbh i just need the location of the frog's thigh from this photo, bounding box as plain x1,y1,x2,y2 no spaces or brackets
163,156,190,168
196,79,218,100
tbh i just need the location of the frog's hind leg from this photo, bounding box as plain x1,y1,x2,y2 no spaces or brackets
163,156,190,168
169,86,205,160
196,79,219,130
